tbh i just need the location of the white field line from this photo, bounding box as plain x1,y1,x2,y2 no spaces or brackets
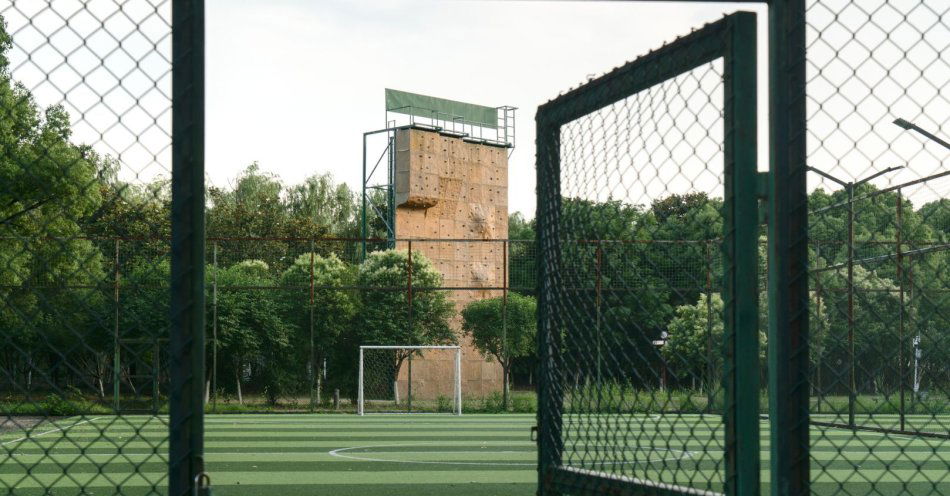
1,417,104,447
327,443,694,467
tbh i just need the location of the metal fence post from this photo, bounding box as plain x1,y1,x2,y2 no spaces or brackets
309,242,316,411
896,189,905,431
169,0,206,494
767,1,810,495
212,242,218,413
503,239,510,410
847,183,856,429
113,238,121,412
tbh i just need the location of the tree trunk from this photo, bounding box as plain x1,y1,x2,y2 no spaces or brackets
235,363,243,405
317,372,323,405
502,363,510,411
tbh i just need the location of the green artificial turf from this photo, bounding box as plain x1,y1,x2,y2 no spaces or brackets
0,413,946,495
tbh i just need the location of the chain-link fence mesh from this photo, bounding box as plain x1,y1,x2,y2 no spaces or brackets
0,1,174,494
359,346,461,414
806,0,950,492
535,13,759,494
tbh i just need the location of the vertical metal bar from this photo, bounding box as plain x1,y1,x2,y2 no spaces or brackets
847,184,856,429
212,242,217,413
503,240,510,411
389,134,396,248
456,347,462,416
407,240,413,414
896,190,905,431
536,118,563,494
358,347,364,416
705,240,714,412
767,1,810,495
814,241,822,414
723,12,759,496
114,238,120,412
153,340,160,414
361,134,368,261
595,241,602,390
169,0,205,493
309,243,316,412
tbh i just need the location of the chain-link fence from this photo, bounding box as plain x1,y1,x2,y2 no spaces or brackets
535,1,948,495
536,12,760,494
806,1,950,492
0,0,181,494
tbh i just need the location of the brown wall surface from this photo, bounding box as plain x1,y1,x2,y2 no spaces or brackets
393,127,508,398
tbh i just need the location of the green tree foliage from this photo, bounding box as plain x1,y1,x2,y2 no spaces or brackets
663,293,768,389
461,293,537,407
211,260,292,405
662,293,725,387
280,252,355,403
286,173,359,237
0,18,112,394
355,250,456,375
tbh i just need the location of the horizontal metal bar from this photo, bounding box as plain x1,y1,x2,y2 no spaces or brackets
810,421,949,440
546,466,723,496
359,345,461,350
811,242,950,273
810,169,950,215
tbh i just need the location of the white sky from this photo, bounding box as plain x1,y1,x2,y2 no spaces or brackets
2,0,946,219
203,0,769,217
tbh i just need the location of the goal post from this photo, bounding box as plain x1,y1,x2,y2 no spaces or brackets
358,345,462,415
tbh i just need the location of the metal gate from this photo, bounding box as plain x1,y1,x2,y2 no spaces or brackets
535,12,761,495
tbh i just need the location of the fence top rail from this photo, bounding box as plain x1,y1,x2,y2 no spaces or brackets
360,345,461,350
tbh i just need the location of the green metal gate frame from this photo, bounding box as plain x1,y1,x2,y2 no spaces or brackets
535,12,763,496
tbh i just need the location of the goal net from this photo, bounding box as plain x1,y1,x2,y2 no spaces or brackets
358,346,462,415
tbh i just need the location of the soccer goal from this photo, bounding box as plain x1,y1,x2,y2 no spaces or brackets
358,345,462,415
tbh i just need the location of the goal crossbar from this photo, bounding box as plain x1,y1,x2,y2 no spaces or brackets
358,345,462,416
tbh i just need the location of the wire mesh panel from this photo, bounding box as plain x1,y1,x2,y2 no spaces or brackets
806,0,950,493
536,13,759,495
0,1,177,494
358,346,462,415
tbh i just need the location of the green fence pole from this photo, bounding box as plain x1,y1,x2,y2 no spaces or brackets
767,1,810,495
723,12,760,496
169,0,206,494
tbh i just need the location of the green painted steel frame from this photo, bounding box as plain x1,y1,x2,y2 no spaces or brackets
535,12,759,496
170,0,206,495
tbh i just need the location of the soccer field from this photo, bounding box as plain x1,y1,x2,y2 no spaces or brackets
1,414,947,495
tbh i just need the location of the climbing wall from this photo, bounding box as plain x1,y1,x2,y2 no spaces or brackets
394,127,508,398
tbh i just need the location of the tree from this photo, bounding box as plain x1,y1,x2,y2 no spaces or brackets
0,18,114,396
286,173,359,237
206,163,290,270
461,293,537,409
211,260,291,404
280,252,355,405
662,293,724,390
356,250,456,398
662,293,769,392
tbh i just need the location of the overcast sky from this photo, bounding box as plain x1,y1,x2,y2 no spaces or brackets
204,0,769,217
3,0,945,219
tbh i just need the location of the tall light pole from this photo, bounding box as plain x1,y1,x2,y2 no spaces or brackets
807,164,903,429
893,118,950,151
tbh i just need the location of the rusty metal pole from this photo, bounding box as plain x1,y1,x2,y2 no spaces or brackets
309,241,316,411
502,240,510,411
407,240,413,412
705,240,714,412
847,183,856,429
113,238,121,412
896,190,906,431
